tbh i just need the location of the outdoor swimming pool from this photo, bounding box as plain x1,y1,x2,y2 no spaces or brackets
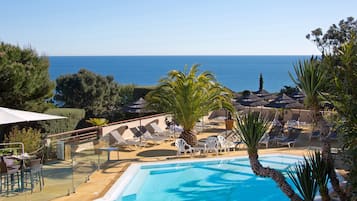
96,154,303,201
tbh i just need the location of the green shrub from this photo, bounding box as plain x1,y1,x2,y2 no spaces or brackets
39,108,85,135
5,127,42,153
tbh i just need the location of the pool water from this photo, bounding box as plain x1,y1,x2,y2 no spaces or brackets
101,154,303,201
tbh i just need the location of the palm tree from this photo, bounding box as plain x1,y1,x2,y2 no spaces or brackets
235,112,303,201
289,58,348,200
289,58,325,126
146,64,234,145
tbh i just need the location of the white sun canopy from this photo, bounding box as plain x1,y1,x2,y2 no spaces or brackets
0,107,67,125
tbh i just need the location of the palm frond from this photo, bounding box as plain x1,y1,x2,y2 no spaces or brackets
234,112,269,151
287,157,318,201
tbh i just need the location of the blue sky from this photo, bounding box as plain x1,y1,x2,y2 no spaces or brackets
1,0,356,56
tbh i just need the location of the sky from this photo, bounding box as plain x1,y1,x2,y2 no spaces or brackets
1,0,356,56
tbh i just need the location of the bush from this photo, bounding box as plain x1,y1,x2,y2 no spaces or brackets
5,127,42,153
39,108,85,135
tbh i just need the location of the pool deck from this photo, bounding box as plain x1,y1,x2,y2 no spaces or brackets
52,124,327,201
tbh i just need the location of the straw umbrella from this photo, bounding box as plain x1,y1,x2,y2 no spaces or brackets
266,93,304,123
124,98,150,127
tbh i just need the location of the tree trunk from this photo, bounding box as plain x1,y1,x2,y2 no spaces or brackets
318,118,348,201
321,136,348,201
180,130,197,146
248,151,303,201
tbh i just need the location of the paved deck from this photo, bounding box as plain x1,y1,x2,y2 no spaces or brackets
52,125,319,201
0,124,343,201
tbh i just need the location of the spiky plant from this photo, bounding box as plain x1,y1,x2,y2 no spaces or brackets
309,151,331,201
289,58,326,126
235,112,303,201
288,157,318,201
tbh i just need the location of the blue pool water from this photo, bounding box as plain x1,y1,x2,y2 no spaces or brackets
111,154,302,201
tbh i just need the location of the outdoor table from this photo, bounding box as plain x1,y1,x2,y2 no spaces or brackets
97,147,119,170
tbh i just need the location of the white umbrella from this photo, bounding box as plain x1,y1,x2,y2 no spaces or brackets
0,107,67,125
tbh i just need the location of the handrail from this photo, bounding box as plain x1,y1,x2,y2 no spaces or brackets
45,113,168,147
107,113,166,126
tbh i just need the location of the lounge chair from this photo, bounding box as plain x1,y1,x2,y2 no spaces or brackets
217,135,236,152
258,124,282,148
327,131,338,141
175,138,195,156
310,130,321,141
110,129,145,148
148,123,175,139
132,127,167,144
259,132,271,148
205,136,219,155
277,128,301,148
225,130,243,149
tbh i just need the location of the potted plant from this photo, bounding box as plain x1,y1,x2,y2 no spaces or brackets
225,112,234,130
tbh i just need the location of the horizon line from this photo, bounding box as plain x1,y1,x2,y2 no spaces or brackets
48,54,319,57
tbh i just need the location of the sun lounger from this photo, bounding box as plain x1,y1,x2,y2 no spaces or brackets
309,130,321,141
258,124,282,148
109,129,145,148
259,132,271,148
225,130,243,149
131,127,167,144
327,131,338,141
148,123,175,139
277,128,301,148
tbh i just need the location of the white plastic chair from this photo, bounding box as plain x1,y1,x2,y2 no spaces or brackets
205,137,219,155
217,135,236,152
175,139,194,156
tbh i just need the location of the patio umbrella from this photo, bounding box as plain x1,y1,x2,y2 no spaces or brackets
233,102,245,111
238,93,262,106
124,98,150,127
284,101,304,109
291,91,305,103
253,89,270,97
208,109,227,121
0,107,67,125
266,93,305,110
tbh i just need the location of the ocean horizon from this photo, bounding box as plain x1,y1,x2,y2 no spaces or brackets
49,55,312,92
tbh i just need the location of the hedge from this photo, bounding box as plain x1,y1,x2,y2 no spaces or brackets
40,108,85,135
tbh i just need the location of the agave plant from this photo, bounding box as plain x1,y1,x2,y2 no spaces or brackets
235,112,303,201
288,157,318,201
289,57,326,126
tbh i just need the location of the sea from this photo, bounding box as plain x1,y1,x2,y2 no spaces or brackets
48,55,312,93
